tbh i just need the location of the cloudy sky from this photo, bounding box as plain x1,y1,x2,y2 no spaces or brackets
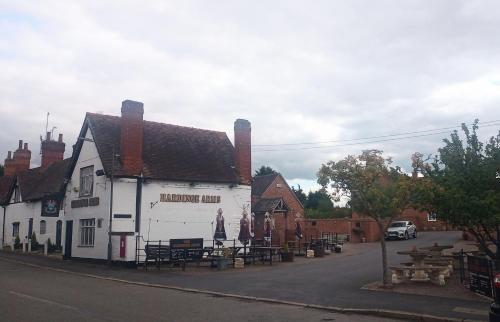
1,1,499,193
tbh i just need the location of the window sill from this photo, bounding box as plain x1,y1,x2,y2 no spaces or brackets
77,245,95,248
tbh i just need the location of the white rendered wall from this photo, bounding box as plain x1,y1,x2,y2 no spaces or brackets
64,127,110,260
137,180,251,260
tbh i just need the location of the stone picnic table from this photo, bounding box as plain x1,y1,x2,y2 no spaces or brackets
419,243,454,258
396,248,432,282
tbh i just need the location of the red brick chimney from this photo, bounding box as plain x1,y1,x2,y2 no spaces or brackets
234,119,251,185
41,132,65,168
4,140,31,175
120,100,144,175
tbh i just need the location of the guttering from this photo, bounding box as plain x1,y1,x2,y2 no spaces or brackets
1,205,6,248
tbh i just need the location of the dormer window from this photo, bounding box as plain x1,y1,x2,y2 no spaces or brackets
79,166,94,197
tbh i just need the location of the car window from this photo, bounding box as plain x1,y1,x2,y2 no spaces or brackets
390,222,405,227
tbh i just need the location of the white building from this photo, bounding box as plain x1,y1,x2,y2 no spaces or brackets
63,100,252,263
0,136,69,251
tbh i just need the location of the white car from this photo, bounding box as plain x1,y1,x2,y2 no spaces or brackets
385,220,417,240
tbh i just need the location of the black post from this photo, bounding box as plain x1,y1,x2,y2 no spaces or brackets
233,239,236,268
158,240,161,270
107,146,115,265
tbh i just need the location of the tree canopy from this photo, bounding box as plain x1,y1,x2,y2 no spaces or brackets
413,121,500,258
317,149,415,286
254,165,278,177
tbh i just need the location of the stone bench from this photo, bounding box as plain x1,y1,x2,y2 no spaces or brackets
390,266,448,286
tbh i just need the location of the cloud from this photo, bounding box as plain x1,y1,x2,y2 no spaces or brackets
0,0,499,182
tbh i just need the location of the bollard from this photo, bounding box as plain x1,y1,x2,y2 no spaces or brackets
28,239,32,253
22,242,27,253
44,240,48,256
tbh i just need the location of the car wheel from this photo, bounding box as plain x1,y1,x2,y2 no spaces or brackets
404,231,409,240
413,230,417,239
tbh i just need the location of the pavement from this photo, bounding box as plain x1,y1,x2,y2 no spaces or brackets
0,231,490,321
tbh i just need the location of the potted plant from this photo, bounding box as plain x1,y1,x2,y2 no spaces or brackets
281,242,294,262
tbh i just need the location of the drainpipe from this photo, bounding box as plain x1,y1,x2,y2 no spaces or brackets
2,206,6,248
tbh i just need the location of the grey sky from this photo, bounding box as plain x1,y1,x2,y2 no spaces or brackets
1,1,499,192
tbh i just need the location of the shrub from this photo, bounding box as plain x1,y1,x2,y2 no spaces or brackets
31,232,39,250
14,235,21,250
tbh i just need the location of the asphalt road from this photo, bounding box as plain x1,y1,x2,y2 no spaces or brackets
0,231,490,321
0,259,395,322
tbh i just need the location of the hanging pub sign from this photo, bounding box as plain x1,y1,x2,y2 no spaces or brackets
41,195,62,217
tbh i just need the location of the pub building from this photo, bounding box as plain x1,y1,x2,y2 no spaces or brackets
0,134,70,250
63,100,252,263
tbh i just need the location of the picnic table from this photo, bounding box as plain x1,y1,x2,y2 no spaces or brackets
420,243,453,258
397,249,431,281
249,246,283,265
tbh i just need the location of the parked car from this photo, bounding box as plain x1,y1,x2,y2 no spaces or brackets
385,220,417,240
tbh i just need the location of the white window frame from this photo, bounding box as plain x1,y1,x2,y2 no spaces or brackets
427,213,437,222
79,166,94,197
79,218,96,247
12,222,20,237
40,220,47,235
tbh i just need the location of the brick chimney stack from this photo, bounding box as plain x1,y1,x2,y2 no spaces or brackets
234,119,252,185
41,132,65,168
4,140,31,176
120,100,144,175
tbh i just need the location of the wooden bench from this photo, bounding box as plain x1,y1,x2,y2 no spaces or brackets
144,244,170,270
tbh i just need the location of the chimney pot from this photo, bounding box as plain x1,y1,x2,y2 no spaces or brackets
18,140,23,150
24,143,28,150
58,133,63,142
7,151,11,159
46,132,51,141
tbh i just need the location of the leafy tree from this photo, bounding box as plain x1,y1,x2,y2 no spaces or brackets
291,184,307,205
303,189,334,218
254,165,278,177
413,121,500,259
318,150,415,286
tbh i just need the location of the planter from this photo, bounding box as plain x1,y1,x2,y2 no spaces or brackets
314,245,324,257
216,258,230,270
281,251,294,262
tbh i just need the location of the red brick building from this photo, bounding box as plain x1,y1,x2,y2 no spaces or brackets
251,173,304,245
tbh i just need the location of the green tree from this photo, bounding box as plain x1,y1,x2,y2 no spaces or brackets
413,121,500,259
303,189,334,218
254,165,278,177
291,184,307,205
318,150,415,286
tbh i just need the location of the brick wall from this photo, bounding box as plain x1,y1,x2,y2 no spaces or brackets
259,174,305,243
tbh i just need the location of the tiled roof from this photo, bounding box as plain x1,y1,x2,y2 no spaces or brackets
251,173,278,197
0,176,15,205
86,113,239,183
17,158,71,202
253,197,285,213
